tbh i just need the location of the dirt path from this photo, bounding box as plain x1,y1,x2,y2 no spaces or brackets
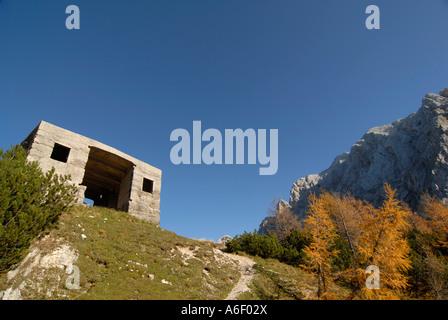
224,253,256,300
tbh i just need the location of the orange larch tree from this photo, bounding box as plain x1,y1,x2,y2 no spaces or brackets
421,194,448,247
302,192,339,299
349,183,412,299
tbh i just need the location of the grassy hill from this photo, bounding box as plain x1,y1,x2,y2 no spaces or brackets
0,205,350,300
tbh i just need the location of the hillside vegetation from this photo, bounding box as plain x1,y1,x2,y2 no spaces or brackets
0,145,350,300
3,147,447,300
0,205,350,300
243,186,448,300
2,181,448,300
0,145,77,273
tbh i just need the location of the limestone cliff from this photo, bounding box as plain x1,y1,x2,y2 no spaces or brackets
261,88,448,232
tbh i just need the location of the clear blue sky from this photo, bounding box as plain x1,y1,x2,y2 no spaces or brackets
1,1,448,241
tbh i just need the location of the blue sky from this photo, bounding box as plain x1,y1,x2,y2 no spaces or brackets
1,1,448,241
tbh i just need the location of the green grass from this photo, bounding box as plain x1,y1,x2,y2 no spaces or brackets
1,205,240,300
0,205,352,300
237,256,351,300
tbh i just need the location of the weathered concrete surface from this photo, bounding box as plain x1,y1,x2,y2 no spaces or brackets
22,121,162,224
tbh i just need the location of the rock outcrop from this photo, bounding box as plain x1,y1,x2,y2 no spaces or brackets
217,235,233,244
261,88,448,230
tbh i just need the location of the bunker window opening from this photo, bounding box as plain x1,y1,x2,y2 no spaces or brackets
142,178,154,194
50,143,71,163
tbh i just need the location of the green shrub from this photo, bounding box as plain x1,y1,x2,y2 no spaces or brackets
226,229,312,266
406,228,448,298
279,245,302,266
330,236,355,271
281,229,311,252
226,231,284,259
280,229,311,266
0,145,77,272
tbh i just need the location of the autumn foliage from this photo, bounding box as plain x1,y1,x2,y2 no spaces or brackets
346,185,411,299
302,192,340,299
230,183,448,299
299,183,448,300
264,199,302,242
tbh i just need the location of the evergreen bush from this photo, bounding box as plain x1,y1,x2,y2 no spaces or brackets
0,145,77,272
226,228,311,266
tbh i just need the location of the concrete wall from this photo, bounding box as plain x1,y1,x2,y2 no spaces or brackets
22,121,162,224
117,166,134,212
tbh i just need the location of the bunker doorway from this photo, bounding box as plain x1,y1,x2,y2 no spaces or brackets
81,146,134,211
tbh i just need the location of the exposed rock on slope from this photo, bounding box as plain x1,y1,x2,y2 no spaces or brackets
263,88,448,228
0,206,252,300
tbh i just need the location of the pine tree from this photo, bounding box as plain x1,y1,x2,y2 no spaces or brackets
0,145,77,272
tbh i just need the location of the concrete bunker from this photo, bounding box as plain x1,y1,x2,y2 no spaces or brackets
21,121,162,224
50,143,71,163
81,146,135,211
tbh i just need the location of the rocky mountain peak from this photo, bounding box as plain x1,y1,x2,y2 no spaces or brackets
261,88,448,232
